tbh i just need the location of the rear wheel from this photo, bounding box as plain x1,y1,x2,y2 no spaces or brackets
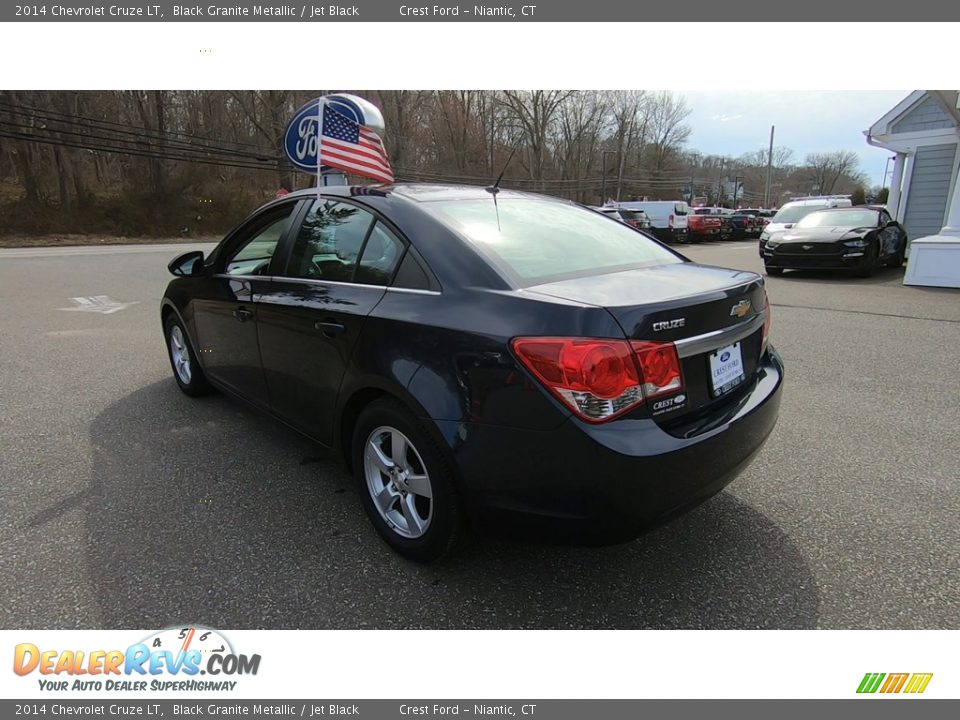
165,314,212,397
352,399,467,562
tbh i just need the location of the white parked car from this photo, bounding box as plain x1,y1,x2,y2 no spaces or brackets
759,196,852,255
611,200,690,243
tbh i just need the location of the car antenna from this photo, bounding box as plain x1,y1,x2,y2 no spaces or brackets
485,147,517,231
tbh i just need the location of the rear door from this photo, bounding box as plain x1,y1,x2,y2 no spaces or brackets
256,197,407,444
192,200,301,405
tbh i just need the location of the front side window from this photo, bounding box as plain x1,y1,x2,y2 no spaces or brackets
286,199,376,282
424,197,681,285
225,209,295,276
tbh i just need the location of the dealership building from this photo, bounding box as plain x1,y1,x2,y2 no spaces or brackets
866,90,960,287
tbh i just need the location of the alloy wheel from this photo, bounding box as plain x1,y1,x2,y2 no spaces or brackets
363,426,433,539
169,325,192,384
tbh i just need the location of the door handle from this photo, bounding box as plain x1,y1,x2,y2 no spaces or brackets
233,307,253,322
315,320,346,337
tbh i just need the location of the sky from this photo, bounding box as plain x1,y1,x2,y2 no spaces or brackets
679,90,910,189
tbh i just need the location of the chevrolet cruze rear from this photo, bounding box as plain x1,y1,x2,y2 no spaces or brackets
162,184,783,561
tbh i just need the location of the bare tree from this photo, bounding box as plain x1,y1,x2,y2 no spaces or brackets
804,150,861,195
645,91,692,173
499,90,573,189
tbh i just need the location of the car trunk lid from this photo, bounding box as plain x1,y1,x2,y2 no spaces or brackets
526,263,769,434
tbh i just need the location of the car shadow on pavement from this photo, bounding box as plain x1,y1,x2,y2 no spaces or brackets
772,266,905,286
82,381,819,630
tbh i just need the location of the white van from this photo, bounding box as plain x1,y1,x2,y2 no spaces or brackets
612,200,690,243
759,196,852,255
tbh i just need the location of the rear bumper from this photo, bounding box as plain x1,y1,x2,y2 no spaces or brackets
435,348,784,541
653,227,689,243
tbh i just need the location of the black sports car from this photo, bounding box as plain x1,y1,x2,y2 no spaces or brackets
161,184,784,561
762,206,907,277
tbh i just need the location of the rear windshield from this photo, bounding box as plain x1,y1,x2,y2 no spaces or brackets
797,209,878,229
771,203,826,224
424,197,682,285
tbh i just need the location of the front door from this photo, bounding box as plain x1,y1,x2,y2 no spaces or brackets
192,202,299,406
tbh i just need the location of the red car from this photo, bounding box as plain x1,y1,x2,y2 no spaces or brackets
688,210,723,241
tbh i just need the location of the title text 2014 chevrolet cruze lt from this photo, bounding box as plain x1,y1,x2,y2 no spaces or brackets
161,185,783,561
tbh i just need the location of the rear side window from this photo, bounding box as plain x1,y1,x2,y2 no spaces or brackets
424,197,681,285
355,222,404,286
286,199,375,282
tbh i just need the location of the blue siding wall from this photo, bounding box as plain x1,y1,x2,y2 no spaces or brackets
903,143,957,239
892,95,955,134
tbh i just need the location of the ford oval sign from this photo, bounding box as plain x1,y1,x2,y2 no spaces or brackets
283,95,386,172
284,99,324,172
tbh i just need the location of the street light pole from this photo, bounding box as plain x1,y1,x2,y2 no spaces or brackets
764,125,775,208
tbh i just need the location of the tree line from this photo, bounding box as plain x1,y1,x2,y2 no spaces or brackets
0,90,871,236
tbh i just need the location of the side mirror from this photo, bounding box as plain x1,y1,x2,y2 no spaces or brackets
168,250,205,277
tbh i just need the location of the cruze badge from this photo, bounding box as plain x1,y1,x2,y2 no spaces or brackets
652,318,685,331
730,300,751,318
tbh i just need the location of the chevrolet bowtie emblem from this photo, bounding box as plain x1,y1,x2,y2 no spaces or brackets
802,244,813,250
730,300,751,318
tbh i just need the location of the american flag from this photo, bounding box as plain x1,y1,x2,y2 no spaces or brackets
319,103,394,184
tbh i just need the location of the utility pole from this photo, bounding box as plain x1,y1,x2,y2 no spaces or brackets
764,125,775,208
716,157,726,206
733,175,743,208
601,150,616,205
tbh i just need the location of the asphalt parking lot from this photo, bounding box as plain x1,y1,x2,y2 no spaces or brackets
1,238,958,630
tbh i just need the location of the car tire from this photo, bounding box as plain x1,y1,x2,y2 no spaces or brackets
887,237,907,268
352,398,467,563
164,314,212,397
857,242,879,278
764,265,784,276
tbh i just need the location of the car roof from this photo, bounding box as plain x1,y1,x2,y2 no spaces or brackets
283,183,548,204
803,206,877,216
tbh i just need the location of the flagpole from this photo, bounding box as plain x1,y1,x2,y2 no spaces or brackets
316,95,324,199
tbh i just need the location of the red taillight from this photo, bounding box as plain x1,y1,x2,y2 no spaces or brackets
511,337,684,423
631,341,683,399
761,297,772,353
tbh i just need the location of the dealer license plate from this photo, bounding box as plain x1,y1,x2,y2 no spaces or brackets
709,342,744,397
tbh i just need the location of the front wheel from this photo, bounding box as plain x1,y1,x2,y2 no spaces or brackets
165,314,211,396
352,399,467,562
887,237,907,268
856,243,880,278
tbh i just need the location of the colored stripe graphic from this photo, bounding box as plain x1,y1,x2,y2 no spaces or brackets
880,673,909,693
857,672,932,694
903,673,933,694
857,673,885,693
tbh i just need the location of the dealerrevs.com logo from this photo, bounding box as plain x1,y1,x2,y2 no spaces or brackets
857,673,933,695
13,626,261,692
